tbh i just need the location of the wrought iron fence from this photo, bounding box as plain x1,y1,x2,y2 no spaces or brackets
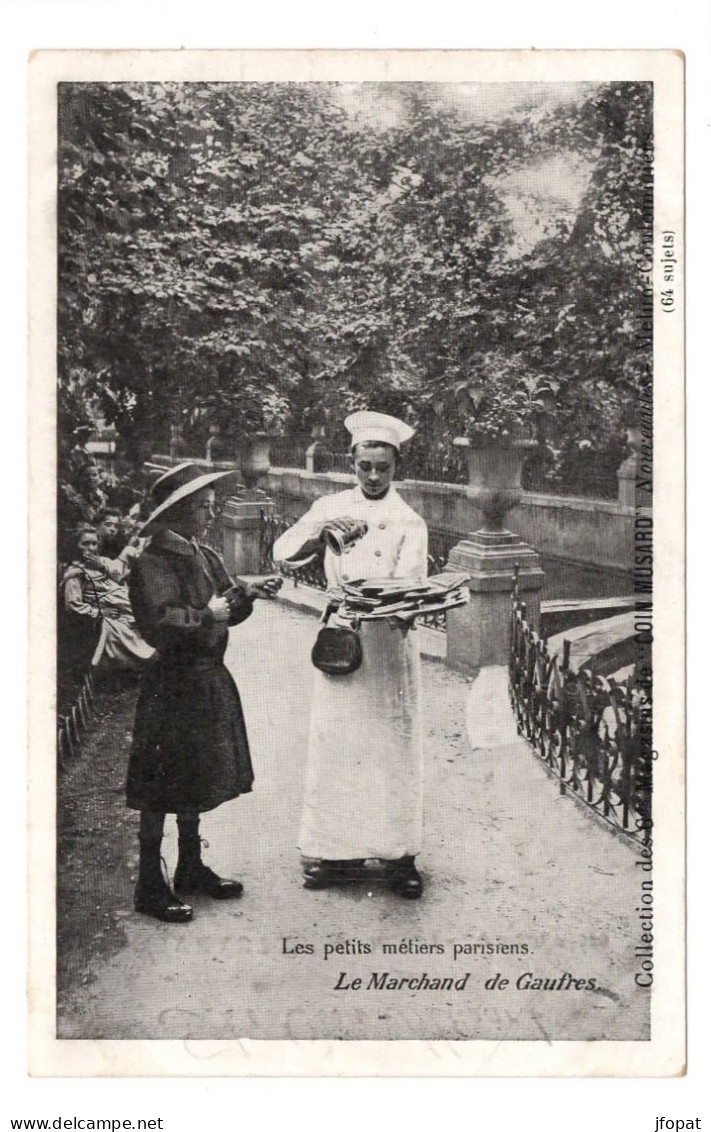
260,441,622,498
57,670,97,771
508,576,652,844
268,445,470,484
270,440,308,469
420,526,460,631
270,444,352,475
260,507,328,589
324,451,353,474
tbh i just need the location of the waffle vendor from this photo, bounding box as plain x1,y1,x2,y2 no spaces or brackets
273,411,429,898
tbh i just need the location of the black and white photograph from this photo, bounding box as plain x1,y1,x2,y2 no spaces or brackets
27,48,684,1076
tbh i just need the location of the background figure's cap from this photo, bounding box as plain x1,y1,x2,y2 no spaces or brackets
140,463,235,531
345,411,415,451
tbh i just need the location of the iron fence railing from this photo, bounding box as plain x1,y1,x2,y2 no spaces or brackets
508,574,652,844
265,443,620,498
57,669,97,771
421,527,459,632
260,507,328,589
270,441,308,469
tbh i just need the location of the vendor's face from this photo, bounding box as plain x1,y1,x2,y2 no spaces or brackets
354,444,397,499
78,532,98,559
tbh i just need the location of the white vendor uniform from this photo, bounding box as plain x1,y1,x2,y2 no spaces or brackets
273,485,428,860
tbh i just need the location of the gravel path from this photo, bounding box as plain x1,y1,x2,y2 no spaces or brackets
58,601,649,1041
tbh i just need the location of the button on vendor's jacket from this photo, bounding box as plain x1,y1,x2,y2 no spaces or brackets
126,527,255,815
272,486,428,587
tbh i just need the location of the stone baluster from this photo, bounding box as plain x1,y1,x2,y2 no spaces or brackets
445,438,545,672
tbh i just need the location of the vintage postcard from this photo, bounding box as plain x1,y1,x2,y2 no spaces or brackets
28,48,684,1076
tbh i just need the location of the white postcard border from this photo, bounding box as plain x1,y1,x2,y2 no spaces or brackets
28,47,685,1077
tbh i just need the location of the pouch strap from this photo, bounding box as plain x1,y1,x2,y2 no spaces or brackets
320,598,363,633
320,597,339,625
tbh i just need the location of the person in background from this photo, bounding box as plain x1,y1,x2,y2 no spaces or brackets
120,503,146,549
126,463,282,923
273,411,429,899
96,508,126,559
61,525,156,671
105,504,150,583
78,462,109,520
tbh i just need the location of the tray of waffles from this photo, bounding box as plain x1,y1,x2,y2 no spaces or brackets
337,572,471,622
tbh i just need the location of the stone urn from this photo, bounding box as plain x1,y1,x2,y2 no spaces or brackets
454,436,535,534
446,437,544,673
236,434,273,491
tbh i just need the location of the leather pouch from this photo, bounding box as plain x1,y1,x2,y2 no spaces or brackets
311,605,362,675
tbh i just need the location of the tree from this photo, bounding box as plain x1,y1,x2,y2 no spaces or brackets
58,80,652,496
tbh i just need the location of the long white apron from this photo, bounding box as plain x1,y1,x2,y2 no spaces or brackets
273,486,429,861
299,619,424,860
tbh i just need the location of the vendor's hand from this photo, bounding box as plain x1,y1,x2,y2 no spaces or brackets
207,595,230,622
320,517,362,541
81,552,103,571
247,576,283,600
388,615,416,637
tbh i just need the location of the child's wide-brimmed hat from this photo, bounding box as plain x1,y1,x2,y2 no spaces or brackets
140,463,235,531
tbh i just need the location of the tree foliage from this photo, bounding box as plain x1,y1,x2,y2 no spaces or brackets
58,80,652,489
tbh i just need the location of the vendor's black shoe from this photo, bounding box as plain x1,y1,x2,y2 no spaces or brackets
302,859,366,889
386,856,423,900
174,860,244,900
134,876,193,923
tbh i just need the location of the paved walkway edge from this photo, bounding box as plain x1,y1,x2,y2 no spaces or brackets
466,665,522,750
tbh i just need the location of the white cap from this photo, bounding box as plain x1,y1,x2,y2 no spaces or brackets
345,410,415,451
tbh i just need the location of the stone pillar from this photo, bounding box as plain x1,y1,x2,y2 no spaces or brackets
169,424,186,463
617,453,637,506
443,438,545,672
221,490,274,577
617,427,641,506
305,441,320,474
205,424,224,465
445,530,544,673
